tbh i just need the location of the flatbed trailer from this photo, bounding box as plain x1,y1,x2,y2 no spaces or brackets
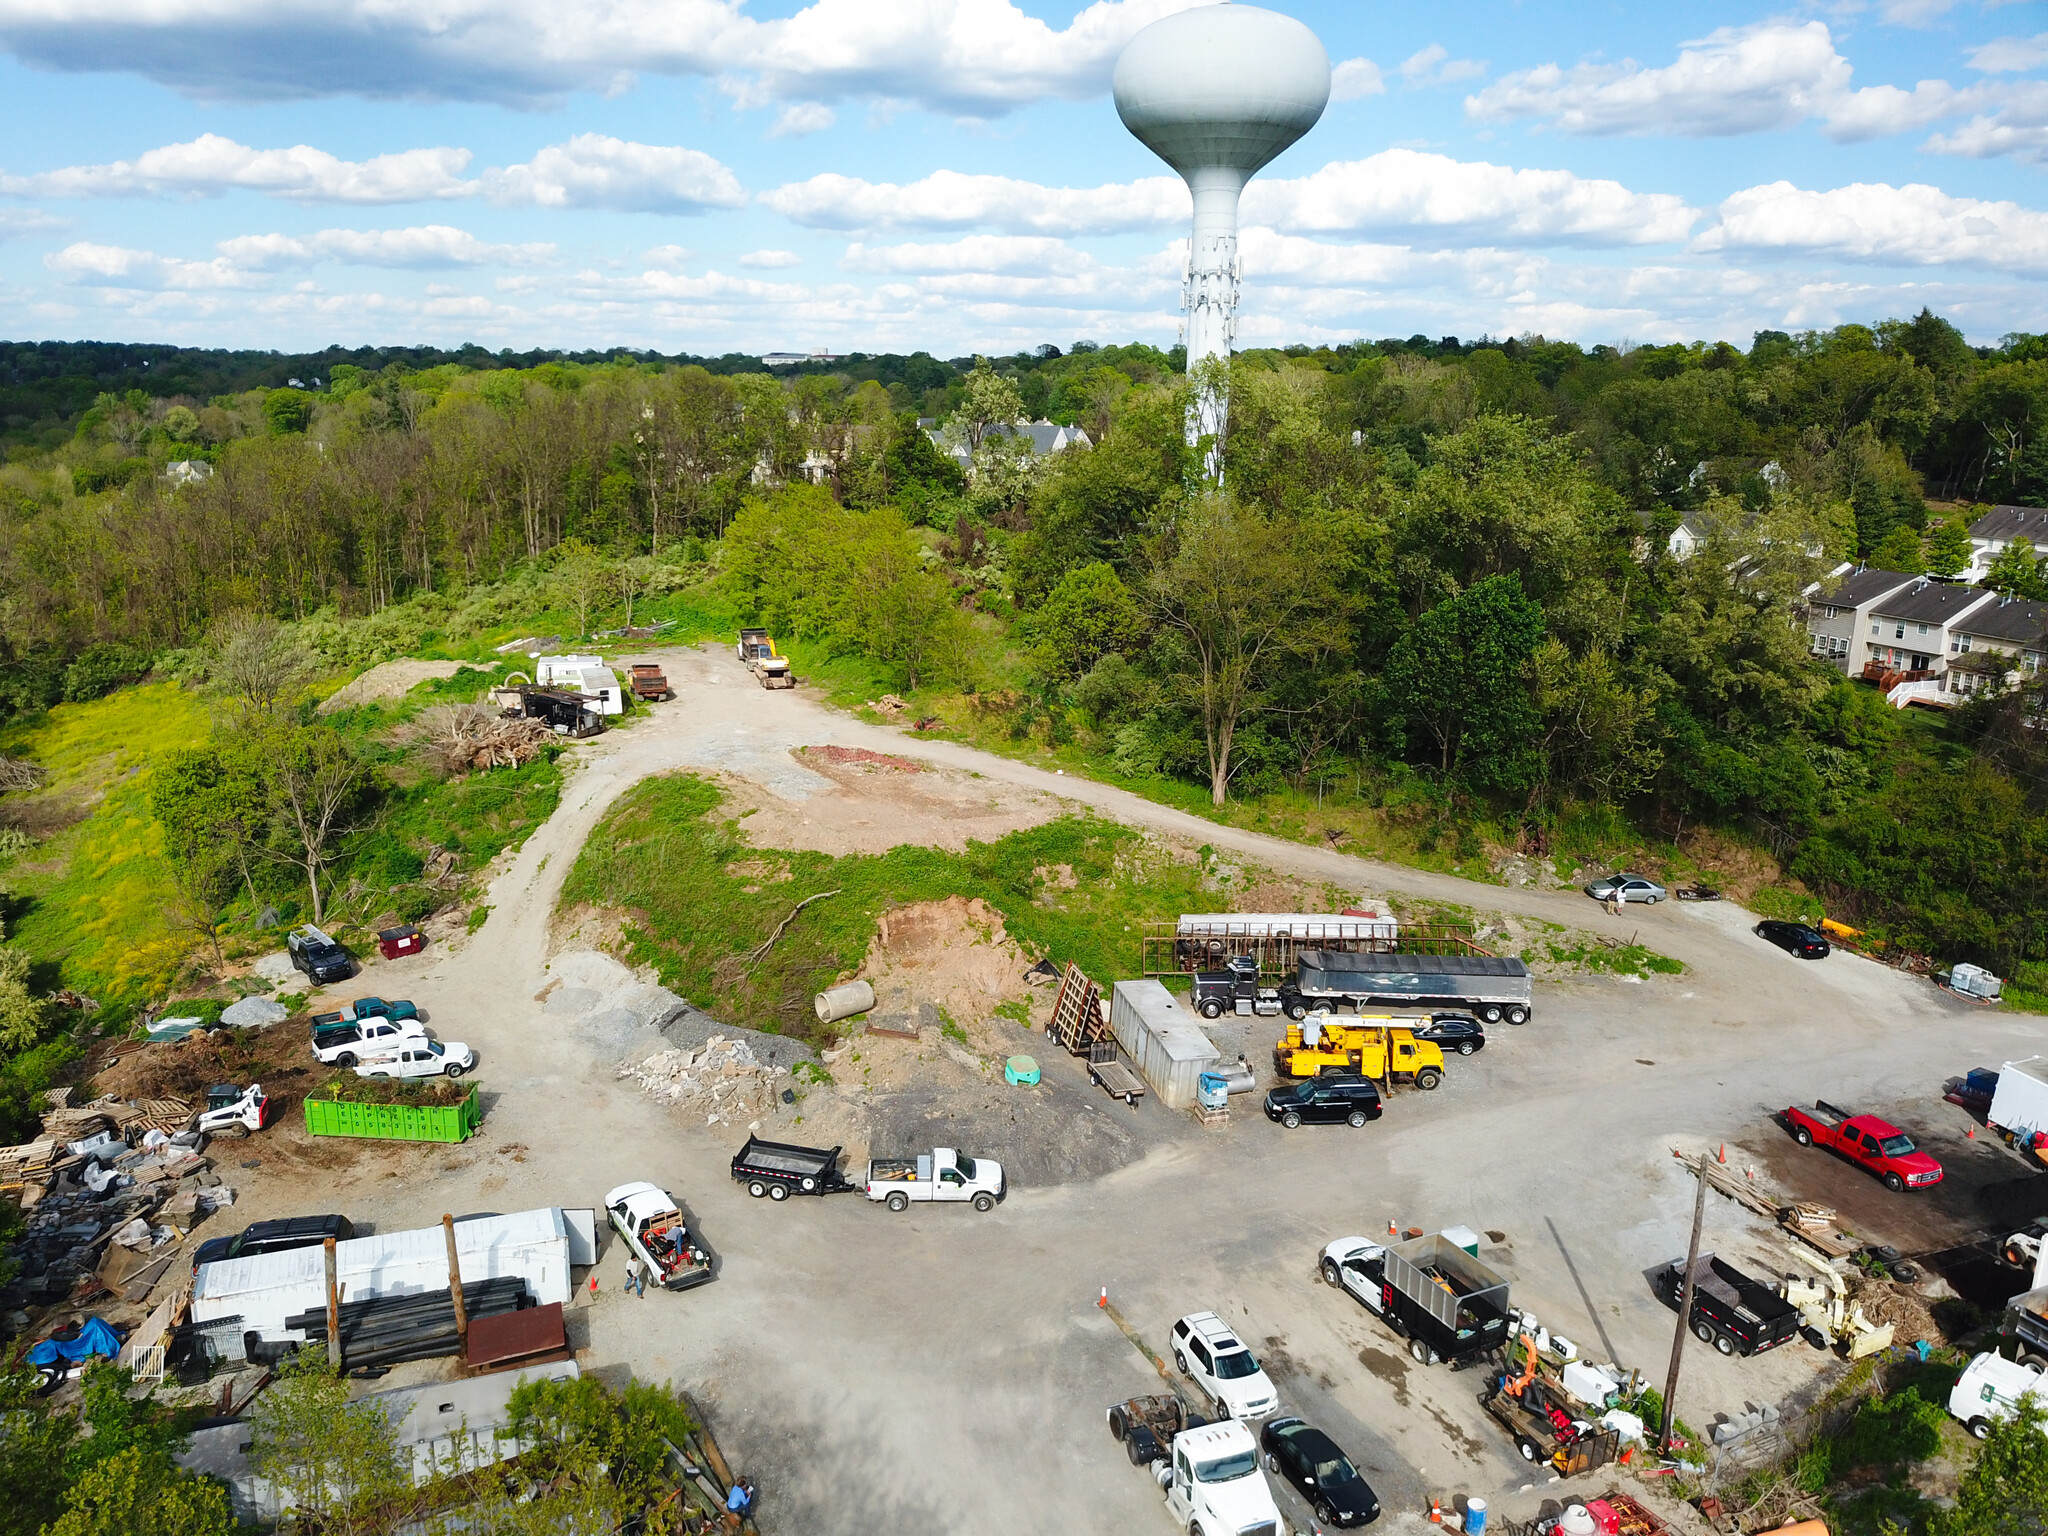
1089,1056,1146,1106
1480,1361,1621,1475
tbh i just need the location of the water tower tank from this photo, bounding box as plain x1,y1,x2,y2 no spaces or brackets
1114,4,1329,392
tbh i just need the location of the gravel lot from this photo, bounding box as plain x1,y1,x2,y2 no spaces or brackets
208,643,2027,1536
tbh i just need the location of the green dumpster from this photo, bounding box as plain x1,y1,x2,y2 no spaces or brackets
304,1083,480,1143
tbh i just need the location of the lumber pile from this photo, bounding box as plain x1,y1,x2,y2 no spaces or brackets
1046,964,1108,1056
670,1392,762,1536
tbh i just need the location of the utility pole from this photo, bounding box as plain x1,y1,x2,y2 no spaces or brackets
1661,1161,1709,1452
443,1214,468,1346
323,1238,341,1370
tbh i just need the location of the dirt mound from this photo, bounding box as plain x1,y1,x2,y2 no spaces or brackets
712,760,1061,857
856,897,1036,1050
803,745,921,772
318,659,465,713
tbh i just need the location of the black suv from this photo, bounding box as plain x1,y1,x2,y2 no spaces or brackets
193,1213,354,1273
1265,1074,1382,1128
1415,1014,1486,1055
288,928,354,984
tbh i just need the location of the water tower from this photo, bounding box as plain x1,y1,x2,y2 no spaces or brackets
1114,3,1329,468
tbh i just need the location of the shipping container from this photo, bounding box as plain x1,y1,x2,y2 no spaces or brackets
304,1084,480,1143
192,1206,573,1344
1109,980,1220,1110
1990,1059,2048,1149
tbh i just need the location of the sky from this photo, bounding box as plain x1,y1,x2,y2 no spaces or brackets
1,0,2047,356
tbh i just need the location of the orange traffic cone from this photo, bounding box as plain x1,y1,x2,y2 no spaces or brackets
1388,1219,1398,1237
1718,1143,1726,1164
1430,1500,1443,1524
1098,1288,1108,1308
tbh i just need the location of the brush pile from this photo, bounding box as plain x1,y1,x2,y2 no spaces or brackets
393,703,553,776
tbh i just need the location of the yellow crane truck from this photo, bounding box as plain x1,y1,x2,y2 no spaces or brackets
1273,1017,1445,1089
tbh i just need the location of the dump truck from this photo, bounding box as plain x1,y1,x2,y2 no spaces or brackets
736,628,793,689
1319,1231,1510,1366
1296,949,1533,1025
628,662,671,701
1273,1017,1444,1088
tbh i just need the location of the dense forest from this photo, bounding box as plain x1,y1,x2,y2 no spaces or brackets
0,312,2046,988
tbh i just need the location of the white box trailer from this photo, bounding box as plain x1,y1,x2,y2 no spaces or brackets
533,655,624,715
193,1206,574,1345
1109,980,1219,1110
1991,1059,2048,1150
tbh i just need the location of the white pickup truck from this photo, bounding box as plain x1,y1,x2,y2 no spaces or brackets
353,1039,474,1080
865,1148,1005,1212
311,1016,426,1067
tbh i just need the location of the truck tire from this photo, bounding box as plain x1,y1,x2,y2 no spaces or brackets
1713,1332,1736,1357
445,1063,466,1078
2007,1242,2029,1268
1282,1111,1302,1129
1884,1171,1905,1193
747,1181,768,1199
1200,999,1224,1020
2022,1352,2048,1373
1507,1007,1528,1025
886,1191,909,1213
1516,1437,1539,1462
1480,1005,1503,1024
1321,1257,1342,1286
1970,1417,1993,1440
1416,1068,1442,1090
1349,1110,1369,1128
1693,1321,1715,1345
973,1192,995,1212
336,1052,357,1068
769,1184,789,1202
1410,1338,1435,1366
1108,1405,1129,1440
1793,1126,1813,1146
1285,999,1308,1020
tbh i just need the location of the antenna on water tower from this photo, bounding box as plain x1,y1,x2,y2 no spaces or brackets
1113,3,1330,482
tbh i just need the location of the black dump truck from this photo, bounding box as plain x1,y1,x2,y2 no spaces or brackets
1657,1252,1800,1358
729,1136,858,1200
1376,1232,1513,1367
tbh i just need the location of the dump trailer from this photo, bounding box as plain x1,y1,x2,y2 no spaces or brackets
729,1136,859,1200
736,628,793,689
1380,1232,1512,1366
1296,949,1534,1025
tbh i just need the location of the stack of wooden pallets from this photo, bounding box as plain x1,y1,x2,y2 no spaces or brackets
1046,964,1109,1055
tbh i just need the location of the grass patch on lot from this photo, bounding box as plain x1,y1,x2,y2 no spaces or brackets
561,771,1213,1042
1542,936,1685,977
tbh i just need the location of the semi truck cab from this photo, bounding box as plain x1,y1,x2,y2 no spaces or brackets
1161,1420,1285,1536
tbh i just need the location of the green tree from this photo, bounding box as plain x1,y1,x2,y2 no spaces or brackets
1146,498,1347,805
551,538,619,639
249,1350,410,1536
1937,1396,2048,1536
0,946,47,1051
262,388,312,435
206,613,317,724
1384,573,1546,790
871,568,973,692
0,1355,75,1536
957,357,1026,452
1870,524,1927,573
45,1447,232,1536
1031,562,1146,681
256,724,372,925
1985,537,2047,600
1925,513,1975,578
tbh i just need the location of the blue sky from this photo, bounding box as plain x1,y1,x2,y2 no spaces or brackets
0,0,2045,355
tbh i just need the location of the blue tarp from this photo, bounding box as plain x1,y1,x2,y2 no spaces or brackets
27,1316,122,1368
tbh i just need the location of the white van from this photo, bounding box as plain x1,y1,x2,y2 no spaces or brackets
1949,1351,2048,1439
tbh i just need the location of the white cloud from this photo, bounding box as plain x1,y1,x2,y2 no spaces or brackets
1248,150,1698,246
46,241,254,289
762,168,1187,235
216,225,555,269
0,207,61,239
1399,43,1485,89
642,245,694,269
1697,180,2048,274
1878,0,1958,25
1467,20,1978,141
1330,57,1384,101
738,248,802,268
0,0,1213,113
1968,33,2048,74
479,135,745,212
0,132,744,212
768,103,835,138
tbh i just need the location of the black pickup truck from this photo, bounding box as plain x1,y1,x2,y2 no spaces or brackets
1657,1252,1800,1358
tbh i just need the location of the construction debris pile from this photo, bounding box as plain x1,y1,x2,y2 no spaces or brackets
4,1095,236,1314
617,1037,789,1125
392,702,555,775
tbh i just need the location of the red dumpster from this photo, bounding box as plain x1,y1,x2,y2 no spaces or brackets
377,925,425,960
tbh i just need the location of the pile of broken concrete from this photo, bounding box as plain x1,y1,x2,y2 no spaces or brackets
617,1036,790,1127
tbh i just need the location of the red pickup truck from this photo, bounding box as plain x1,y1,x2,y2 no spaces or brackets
1783,1101,1943,1191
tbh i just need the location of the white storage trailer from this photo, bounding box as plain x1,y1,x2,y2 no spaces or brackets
193,1206,577,1345
1109,980,1220,1110
1991,1059,2048,1149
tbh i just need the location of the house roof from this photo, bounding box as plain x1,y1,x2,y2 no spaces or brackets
1869,579,1997,627
1812,566,1919,610
1956,594,2048,646
1968,505,2048,543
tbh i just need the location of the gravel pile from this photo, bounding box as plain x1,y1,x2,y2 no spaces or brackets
617,1036,791,1127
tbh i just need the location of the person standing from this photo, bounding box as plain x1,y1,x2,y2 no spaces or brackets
623,1255,646,1297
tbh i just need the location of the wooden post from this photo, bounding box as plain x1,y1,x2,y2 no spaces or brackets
1660,1161,1709,1452
323,1238,341,1369
443,1214,468,1344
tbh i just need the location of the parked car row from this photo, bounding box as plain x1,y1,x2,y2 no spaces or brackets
307,998,474,1078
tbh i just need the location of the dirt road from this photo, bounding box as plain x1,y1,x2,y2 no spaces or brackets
258,644,2029,1536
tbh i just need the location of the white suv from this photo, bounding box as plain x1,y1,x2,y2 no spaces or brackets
1171,1312,1279,1420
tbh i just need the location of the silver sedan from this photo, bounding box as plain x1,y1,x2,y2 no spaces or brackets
1584,873,1667,903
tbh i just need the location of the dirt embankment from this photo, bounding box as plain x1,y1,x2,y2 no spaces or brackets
709,755,1064,857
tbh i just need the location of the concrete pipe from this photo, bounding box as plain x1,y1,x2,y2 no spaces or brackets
814,981,876,1024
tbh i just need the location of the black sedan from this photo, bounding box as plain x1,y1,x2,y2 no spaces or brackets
1756,920,1830,958
1415,1014,1487,1055
1259,1417,1380,1527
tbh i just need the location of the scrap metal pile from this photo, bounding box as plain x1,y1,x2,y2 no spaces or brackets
288,1277,533,1369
